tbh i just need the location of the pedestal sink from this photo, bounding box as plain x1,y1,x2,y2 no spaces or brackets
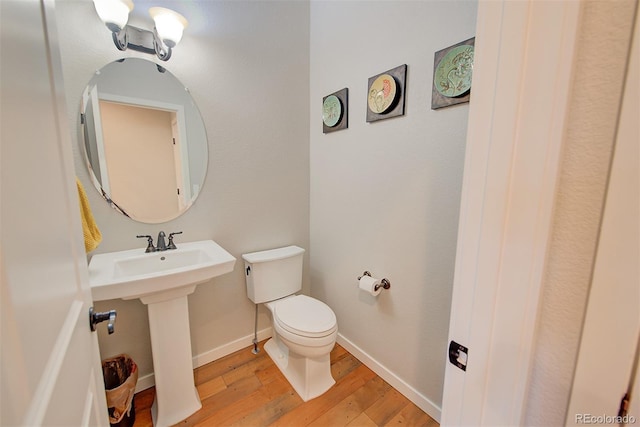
88,240,236,427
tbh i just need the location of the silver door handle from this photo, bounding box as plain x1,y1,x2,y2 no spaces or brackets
89,307,117,334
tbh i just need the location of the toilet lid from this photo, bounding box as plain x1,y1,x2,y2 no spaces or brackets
274,295,337,338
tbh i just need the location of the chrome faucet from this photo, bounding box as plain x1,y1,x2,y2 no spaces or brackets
156,231,167,251
137,231,181,252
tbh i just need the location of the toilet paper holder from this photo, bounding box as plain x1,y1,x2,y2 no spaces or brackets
357,271,391,291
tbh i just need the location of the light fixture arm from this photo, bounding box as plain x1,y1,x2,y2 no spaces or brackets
152,27,172,61
112,28,128,51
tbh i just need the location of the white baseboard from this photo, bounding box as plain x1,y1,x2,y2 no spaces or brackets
134,327,273,394
192,327,273,368
336,333,442,423
134,372,155,394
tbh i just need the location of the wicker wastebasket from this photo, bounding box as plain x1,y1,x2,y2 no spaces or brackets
102,354,138,427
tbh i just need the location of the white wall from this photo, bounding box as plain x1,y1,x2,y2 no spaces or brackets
55,0,309,383
309,0,477,415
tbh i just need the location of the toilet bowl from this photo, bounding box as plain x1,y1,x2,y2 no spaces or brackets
243,246,338,401
270,295,337,358
264,295,337,401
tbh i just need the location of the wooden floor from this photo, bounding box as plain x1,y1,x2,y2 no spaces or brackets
132,340,438,427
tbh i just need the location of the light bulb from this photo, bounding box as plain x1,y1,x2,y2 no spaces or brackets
149,7,188,48
93,0,133,32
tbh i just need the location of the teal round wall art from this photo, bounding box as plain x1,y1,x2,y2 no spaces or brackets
431,37,475,110
322,95,342,127
322,88,348,134
434,44,474,98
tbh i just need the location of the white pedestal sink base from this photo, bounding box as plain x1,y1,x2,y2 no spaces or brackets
88,240,237,426
145,293,201,427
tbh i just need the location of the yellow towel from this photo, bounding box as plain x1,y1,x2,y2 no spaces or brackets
76,177,102,252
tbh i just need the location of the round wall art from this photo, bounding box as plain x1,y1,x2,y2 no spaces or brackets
434,44,474,98
366,64,407,123
322,88,348,134
322,95,342,127
431,37,475,110
367,74,397,114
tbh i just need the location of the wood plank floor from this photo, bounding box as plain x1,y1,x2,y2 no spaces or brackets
132,340,438,427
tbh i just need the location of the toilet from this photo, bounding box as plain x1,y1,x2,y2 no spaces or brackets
242,245,338,401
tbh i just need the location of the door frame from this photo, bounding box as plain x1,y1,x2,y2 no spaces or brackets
565,7,639,423
441,0,581,425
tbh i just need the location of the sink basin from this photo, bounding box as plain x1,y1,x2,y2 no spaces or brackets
88,239,236,426
88,239,236,301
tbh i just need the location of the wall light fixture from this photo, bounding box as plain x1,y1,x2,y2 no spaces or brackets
93,0,188,61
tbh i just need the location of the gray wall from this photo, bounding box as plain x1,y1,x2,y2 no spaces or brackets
55,0,310,381
309,0,477,411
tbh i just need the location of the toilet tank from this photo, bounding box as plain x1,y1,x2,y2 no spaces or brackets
242,246,305,304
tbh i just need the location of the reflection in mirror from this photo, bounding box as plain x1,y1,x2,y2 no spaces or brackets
81,58,207,223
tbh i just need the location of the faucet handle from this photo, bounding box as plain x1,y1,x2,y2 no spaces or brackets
167,231,183,250
136,235,156,253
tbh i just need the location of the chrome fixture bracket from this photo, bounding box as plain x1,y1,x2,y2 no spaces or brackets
112,25,172,61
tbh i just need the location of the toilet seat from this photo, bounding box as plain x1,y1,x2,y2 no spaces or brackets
274,295,337,338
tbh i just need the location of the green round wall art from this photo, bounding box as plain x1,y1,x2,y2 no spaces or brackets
322,95,342,127
434,44,474,98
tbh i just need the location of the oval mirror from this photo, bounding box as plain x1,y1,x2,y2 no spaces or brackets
80,58,207,223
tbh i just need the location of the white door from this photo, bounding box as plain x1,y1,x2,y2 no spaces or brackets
441,0,581,425
0,1,109,426
566,10,639,424
442,0,638,425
